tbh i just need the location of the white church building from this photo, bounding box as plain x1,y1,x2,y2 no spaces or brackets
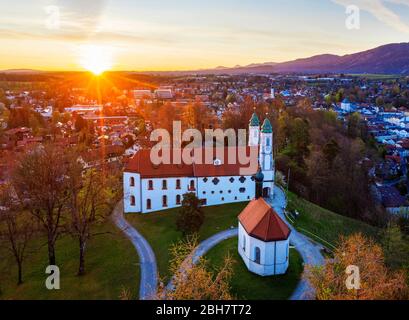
238,194,291,276
123,113,275,214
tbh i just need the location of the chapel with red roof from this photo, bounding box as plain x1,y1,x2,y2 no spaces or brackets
238,170,291,276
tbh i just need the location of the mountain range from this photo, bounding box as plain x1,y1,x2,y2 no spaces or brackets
154,42,409,76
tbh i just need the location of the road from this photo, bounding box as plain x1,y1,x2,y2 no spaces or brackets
112,201,158,300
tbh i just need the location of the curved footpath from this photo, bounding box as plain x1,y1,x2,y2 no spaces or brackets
112,202,158,300
266,186,325,300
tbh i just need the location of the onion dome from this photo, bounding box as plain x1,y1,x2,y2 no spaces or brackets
261,118,272,133
249,112,260,127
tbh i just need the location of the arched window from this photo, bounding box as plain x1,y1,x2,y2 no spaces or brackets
242,236,246,251
189,180,195,190
148,180,153,190
162,195,168,207
130,196,136,206
146,199,151,210
176,179,181,189
254,247,261,264
162,180,167,190
176,195,181,205
130,177,135,187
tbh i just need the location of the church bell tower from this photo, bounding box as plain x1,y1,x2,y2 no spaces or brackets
248,112,260,147
260,118,274,198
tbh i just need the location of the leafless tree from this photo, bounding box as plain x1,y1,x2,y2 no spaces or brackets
12,145,70,266
0,184,36,285
66,155,112,276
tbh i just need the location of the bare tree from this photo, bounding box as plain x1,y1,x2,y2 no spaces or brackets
66,155,111,276
12,145,70,266
0,184,36,285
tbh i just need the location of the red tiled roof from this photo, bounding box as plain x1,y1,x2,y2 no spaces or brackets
238,198,291,242
125,147,258,178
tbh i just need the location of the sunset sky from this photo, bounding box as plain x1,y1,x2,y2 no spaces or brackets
1,0,409,71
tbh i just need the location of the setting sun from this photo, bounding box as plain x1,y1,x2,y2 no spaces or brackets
79,44,114,75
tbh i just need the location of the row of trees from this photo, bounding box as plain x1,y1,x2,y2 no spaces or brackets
271,101,386,226
0,145,121,285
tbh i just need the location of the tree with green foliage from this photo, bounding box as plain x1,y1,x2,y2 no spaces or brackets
176,193,205,236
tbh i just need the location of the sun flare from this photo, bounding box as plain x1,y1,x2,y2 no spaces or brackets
79,44,114,75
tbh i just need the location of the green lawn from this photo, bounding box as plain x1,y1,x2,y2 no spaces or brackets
347,74,402,80
287,192,380,248
0,220,139,300
126,202,248,279
206,238,303,300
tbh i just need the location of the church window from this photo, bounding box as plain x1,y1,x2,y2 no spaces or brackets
212,178,220,185
255,247,261,264
239,176,246,183
189,180,195,191
239,188,246,193
176,195,181,205
203,178,208,183
162,180,167,190
130,177,135,187
229,177,235,183
146,199,151,210
266,138,271,147
130,196,136,206
176,179,181,189
162,195,168,207
148,180,153,190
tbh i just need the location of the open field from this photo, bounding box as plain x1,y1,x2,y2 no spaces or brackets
0,221,139,300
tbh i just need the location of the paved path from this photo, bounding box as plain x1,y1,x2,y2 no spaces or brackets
112,202,158,300
266,186,325,300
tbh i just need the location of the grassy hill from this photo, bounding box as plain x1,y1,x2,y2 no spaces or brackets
287,192,380,249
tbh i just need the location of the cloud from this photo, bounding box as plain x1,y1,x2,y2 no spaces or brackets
332,0,409,34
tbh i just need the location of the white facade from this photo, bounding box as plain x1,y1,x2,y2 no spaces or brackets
238,223,290,276
123,112,275,213
124,174,255,214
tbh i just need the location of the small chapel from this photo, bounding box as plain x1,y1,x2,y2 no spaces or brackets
237,168,291,276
